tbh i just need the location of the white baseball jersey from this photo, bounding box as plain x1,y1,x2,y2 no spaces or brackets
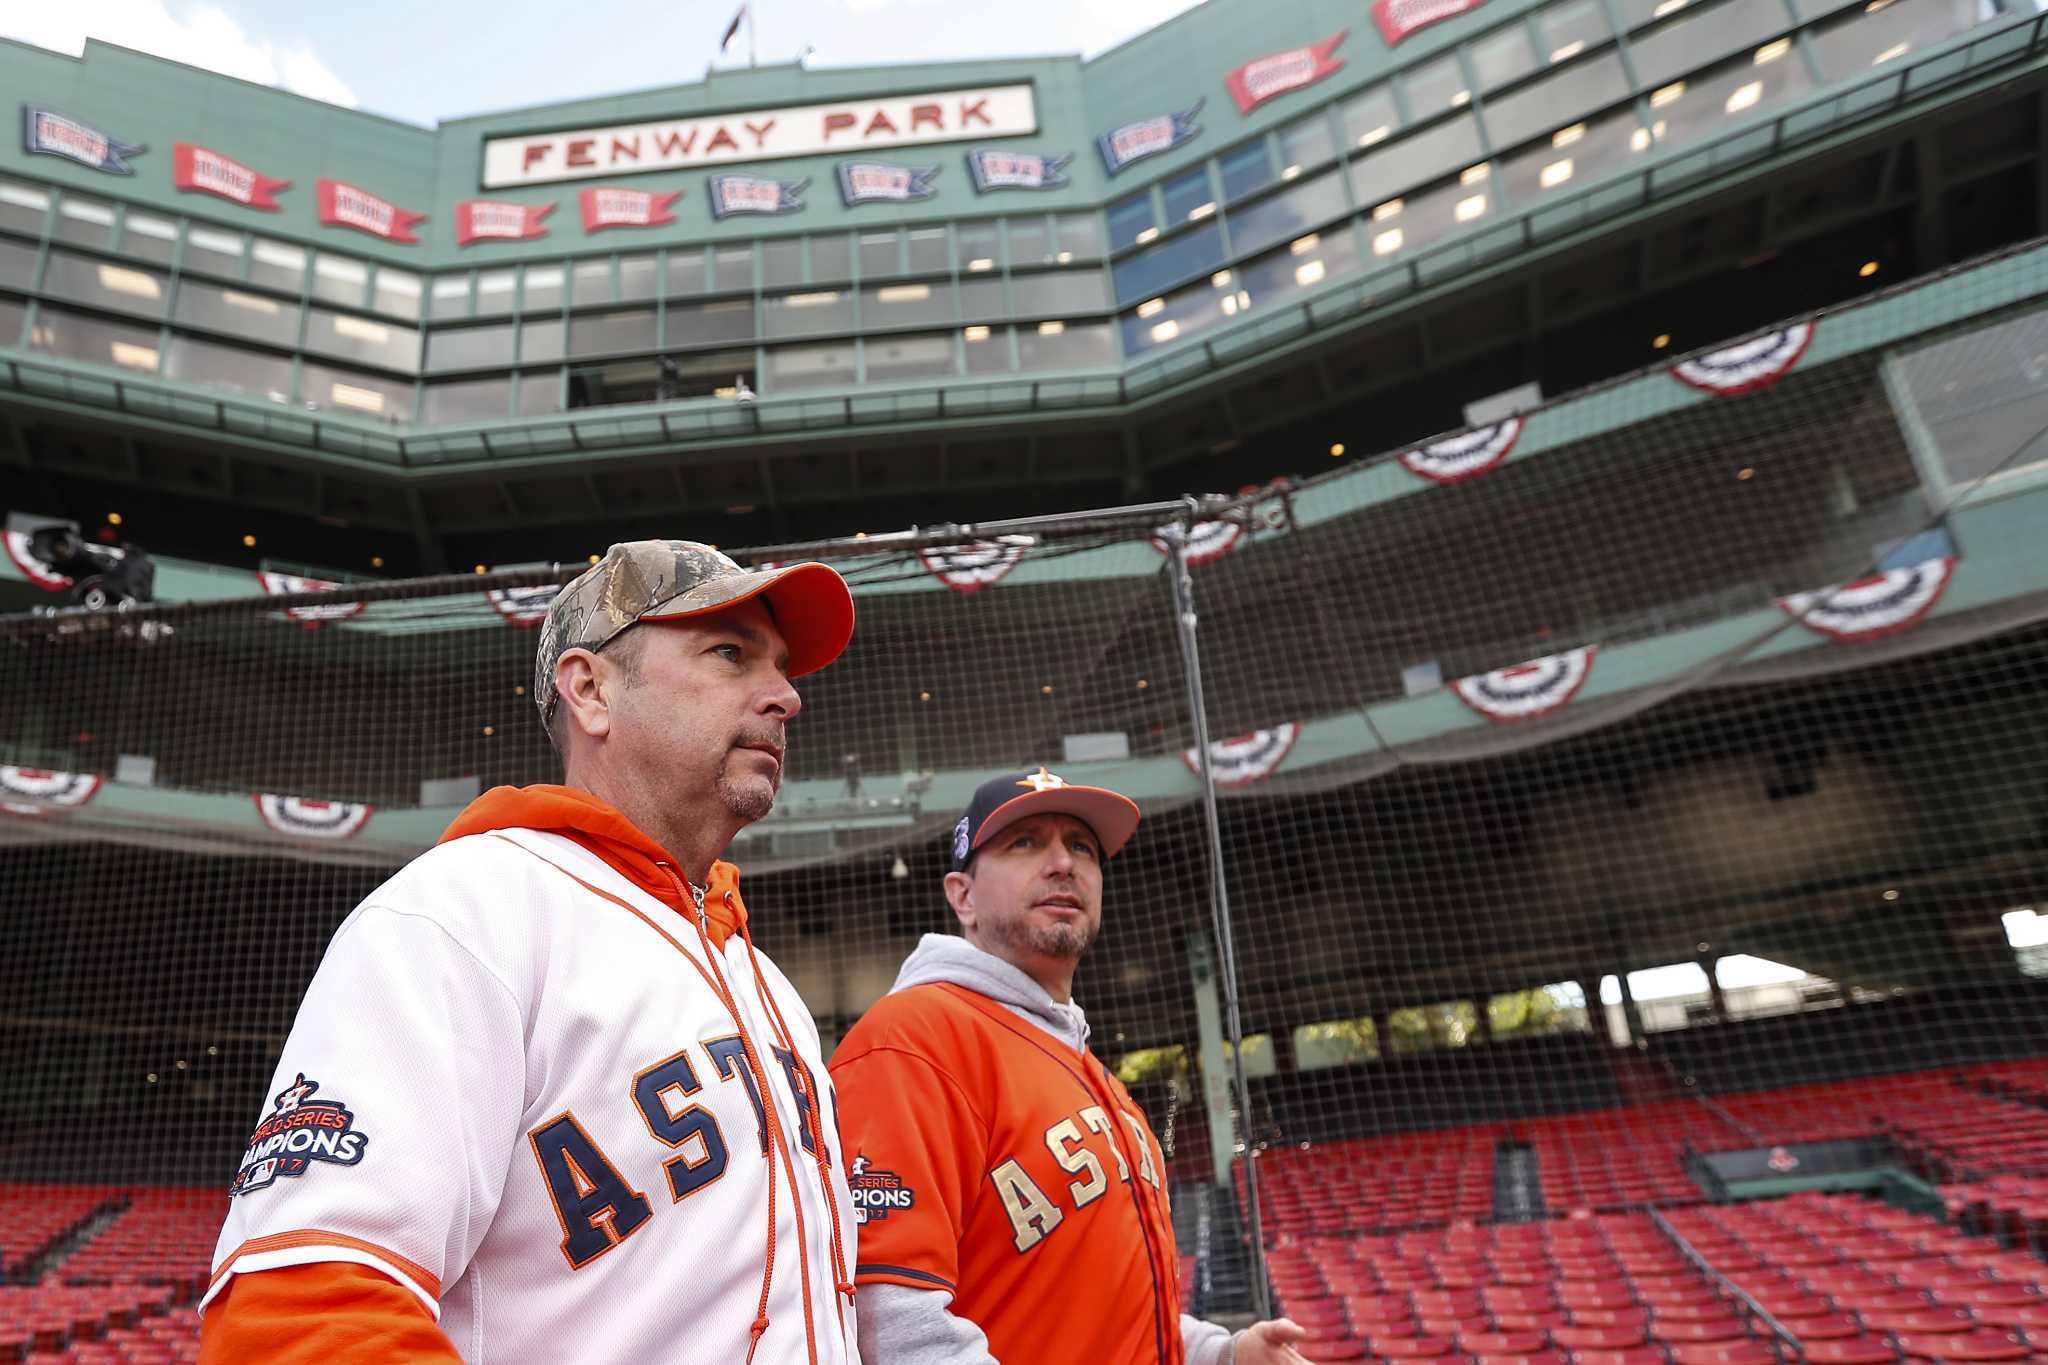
205,823,860,1364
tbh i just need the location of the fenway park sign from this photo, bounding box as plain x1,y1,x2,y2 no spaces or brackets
483,84,1038,188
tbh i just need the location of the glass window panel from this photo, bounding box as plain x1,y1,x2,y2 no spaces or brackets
1646,45,1815,150
864,331,955,383
162,334,294,400
760,238,804,288
1120,274,1232,355
765,340,857,391
1348,115,1484,204
299,361,413,422
311,254,369,308
1007,217,1053,266
669,298,756,348
374,269,422,320
0,237,37,289
1111,221,1225,307
862,280,954,328
1010,269,1110,317
1404,54,1473,117
518,370,564,415
1628,0,1791,85
957,221,1001,273
522,265,565,313
1237,224,1365,310
1018,319,1115,370
1220,139,1278,203
425,322,516,374
0,179,51,237
812,233,853,282
566,307,657,359
1107,192,1156,251
122,213,179,265
0,297,19,349
962,324,1013,374
711,244,753,292
1361,170,1504,262
1340,86,1402,154
26,305,160,370
1541,0,1613,59
522,318,565,364
614,254,659,303
1280,114,1338,178
1473,22,1542,88
666,247,707,296
763,288,852,339
1498,105,1648,204
1055,213,1103,261
654,348,755,400
183,227,245,279
858,231,899,278
1811,0,1981,74
424,376,512,423
430,276,472,321
42,250,167,318
1482,52,1632,148
249,239,306,292
958,277,1006,320
305,308,421,371
173,280,300,346
481,271,523,317
1227,170,1350,258
572,260,614,306
907,227,949,274
1161,169,1215,226
53,196,115,248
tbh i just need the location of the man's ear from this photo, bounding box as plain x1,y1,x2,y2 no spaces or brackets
556,648,612,742
942,870,976,932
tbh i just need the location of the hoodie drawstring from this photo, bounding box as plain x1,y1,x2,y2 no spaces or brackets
660,863,819,1365
738,913,858,1340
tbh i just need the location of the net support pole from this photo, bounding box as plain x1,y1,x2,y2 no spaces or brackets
1162,514,1273,1322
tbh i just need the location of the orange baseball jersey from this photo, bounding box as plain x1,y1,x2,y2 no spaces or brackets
831,980,1185,1364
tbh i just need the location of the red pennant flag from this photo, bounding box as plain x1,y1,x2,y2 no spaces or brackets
317,177,428,243
453,199,555,246
578,186,683,232
1226,31,1348,114
1371,0,1486,47
172,141,291,210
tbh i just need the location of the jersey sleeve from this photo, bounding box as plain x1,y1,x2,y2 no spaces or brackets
199,1262,462,1363
204,903,527,1317
830,1042,989,1296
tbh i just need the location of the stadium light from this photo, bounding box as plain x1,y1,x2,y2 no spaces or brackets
1330,443,1346,457
1860,260,1880,277
241,533,256,547
107,513,123,526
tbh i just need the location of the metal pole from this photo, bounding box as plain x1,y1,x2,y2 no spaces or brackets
748,1,758,68
1163,509,1273,1322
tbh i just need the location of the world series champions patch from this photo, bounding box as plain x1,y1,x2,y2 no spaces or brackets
848,1154,917,1224
230,1073,369,1196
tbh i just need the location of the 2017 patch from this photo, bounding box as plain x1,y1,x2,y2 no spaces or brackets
849,1154,917,1225
230,1073,369,1196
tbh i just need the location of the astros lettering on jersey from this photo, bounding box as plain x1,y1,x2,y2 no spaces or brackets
204,785,859,1363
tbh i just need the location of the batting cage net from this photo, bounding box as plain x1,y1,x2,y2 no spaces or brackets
4,251,2048,1355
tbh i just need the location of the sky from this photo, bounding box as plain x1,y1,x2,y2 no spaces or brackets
3,0,1209,128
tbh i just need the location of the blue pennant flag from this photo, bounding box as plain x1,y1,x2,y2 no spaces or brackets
836,161,942,206
21,106,145,176
1097,99,1204,176
707,173,809,219
964,149,1073,194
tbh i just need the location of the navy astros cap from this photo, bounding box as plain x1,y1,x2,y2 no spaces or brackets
949,766,1142,872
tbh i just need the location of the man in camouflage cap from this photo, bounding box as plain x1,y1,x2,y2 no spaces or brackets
201,539,864,1363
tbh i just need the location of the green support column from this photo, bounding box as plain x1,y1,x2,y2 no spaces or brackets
1188,932,1238,1186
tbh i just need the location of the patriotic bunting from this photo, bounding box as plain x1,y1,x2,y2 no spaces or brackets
0,767,103,818
1149,520,1246,566
1452,646,1597,723
1182,724,1301,788
1671,321,1816,397
918,537,1035,593
3,530,73,590
256,572,367,624
1776,555,1956,643
486,584,560,627
254,794,373,841
1397,417,1524,484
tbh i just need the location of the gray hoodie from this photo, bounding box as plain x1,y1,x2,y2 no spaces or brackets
853,933,1238,1365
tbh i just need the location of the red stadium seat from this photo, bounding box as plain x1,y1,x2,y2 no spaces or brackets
1666,1341,1782,1365
1803,1337,1903,1364
1896,1329,2032,1362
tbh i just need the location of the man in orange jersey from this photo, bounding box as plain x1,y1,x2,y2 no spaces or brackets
832,766,1315,1364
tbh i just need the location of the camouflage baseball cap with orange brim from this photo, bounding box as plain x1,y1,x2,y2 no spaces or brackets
534,539,854,723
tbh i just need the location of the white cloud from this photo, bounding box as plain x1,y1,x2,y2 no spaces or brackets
3,0,358,108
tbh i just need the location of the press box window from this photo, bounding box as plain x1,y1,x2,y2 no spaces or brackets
41,251,167,320
174,280,300,347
